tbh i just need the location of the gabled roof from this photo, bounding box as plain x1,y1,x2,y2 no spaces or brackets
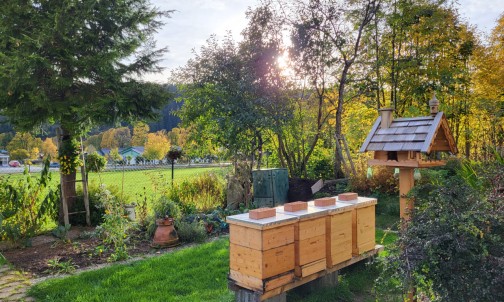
360,112,457,154
119,146,145,155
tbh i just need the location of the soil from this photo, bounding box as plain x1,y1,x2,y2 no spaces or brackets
1,226,182,278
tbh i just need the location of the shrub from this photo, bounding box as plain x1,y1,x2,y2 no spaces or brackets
349,166,398,195
94,184,131,262
167,172,225,212
85,152,107,174
72,182,124,226
377,160,504,301
175,220,207,243
0,158,59,244
152,196,181,220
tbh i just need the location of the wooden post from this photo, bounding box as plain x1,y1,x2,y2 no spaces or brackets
60,174,70,226
399,167,417,301
399,167,414,221
81,165,91,226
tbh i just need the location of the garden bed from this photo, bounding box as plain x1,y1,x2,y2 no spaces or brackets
1,227,187,277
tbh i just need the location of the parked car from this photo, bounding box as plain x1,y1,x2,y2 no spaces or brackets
49,162,60,168
8,160,20,167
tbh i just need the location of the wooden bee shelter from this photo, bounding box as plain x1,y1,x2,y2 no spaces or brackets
308,197,355,268
360,95,457,221
276,202,328,278
227,209,298,293
337,194,377,255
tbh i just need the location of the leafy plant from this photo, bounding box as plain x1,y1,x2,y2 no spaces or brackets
95,185,131,262
52,224,71,240
45,257,77,275
0,157,59,244
377,160,504,301
86,152,107,174
166,172,226,212
175,220,207,243
153,196,181,220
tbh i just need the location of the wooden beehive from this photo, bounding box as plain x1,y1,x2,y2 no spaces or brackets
338,197,377,255
277,206,328,278
227,212,297,292
308,199,355,268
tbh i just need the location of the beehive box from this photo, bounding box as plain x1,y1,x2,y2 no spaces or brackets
227,212,297,292
338,196,377,255
308,198,355,268
277,205,328,278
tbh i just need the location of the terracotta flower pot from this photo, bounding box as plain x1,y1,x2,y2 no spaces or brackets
152,217,179,248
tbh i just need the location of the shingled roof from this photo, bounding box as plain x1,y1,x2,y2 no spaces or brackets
360,111,457,154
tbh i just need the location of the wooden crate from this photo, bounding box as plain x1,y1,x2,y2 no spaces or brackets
338,197,377,255
308,200,354,268
277,206,328,278
227,212,298,292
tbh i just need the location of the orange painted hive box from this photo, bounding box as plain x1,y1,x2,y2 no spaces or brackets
307,199,355,268
227,212,298,292
276,205,328,278
337,196,377,256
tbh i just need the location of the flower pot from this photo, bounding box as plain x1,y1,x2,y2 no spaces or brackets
152,218,179,248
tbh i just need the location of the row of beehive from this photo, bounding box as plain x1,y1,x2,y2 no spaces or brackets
227,194,377,293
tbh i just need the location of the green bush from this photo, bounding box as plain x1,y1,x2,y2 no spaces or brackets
152,196,181,219
167,172,225,213
377,159,504,301
175,220,207,243
0,158,59,244
94,184,131,262
72,182,124,226
86,152,107,174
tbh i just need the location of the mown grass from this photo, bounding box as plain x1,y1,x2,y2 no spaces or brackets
29,239,235,302
85,166,227,199
1,166,227,199
28,230,398,302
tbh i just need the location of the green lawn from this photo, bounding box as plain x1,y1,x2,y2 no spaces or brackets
1,166,227,200
85,166,227,199
28,230,398,302
29,239,235,302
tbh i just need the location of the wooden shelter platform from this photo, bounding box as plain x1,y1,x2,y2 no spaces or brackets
228,244,384,301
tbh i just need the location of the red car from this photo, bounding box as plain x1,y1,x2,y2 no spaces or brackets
8,160,21,167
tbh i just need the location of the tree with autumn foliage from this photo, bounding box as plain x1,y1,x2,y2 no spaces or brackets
41,138,58,159
131,122,150,146
144,131,170,161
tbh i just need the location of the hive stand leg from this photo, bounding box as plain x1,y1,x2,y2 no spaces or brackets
292,271,339,295
234,287,286,302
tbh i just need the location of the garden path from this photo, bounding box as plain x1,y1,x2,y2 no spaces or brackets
0,264,34,301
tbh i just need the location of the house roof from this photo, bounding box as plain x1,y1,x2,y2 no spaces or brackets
119,146,145,155
360,112,457,154
99,147,145,157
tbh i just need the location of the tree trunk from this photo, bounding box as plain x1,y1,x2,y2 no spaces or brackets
334,63,351,179
57,127,78,225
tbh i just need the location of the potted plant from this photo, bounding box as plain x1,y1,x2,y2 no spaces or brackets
167,146,183,184
152,196,181,247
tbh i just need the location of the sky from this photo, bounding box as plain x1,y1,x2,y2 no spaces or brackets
144,0,504,83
